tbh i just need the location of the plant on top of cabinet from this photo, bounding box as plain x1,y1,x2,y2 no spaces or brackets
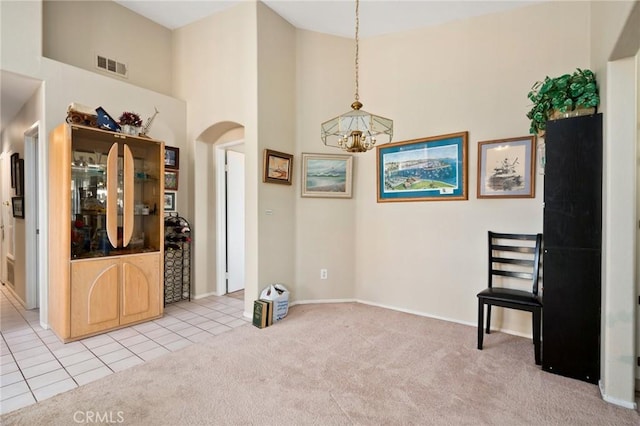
119,111,143,126
119,111,143,136
526,68,600,136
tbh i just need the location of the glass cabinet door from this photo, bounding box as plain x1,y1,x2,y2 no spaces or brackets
70,126,162,259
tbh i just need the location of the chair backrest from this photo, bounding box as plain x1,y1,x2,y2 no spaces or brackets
487,231,542,294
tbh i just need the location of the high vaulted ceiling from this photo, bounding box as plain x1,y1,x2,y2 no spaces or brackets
114,0,542,38
2,1,543,128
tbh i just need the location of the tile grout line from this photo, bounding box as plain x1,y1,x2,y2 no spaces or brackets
1,287,66,403
1,288,246,413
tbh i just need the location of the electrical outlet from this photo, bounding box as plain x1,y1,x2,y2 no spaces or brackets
320,269,328,280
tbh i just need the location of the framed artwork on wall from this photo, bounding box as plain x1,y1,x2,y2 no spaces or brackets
263,149,293,185
165,170,179,191
477,136,535,199
12,197,24,219
14,159,24,196
164,146,180,170
10,153,19,188
377,132,468,202
301,153,353,198
164,191,176,212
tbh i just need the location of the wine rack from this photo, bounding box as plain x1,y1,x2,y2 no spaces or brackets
164,213,191,304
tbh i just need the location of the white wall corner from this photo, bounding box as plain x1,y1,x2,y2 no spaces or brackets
599,380,638,409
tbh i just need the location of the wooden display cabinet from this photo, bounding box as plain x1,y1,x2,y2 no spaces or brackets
49,123,164,342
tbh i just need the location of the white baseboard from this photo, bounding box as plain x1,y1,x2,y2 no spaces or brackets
290,298,532,338
599,380,638,409
193,290,222,299
356,298,476,327
291,298,357,305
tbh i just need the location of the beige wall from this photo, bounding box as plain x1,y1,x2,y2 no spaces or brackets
0,0,41,77
173,1,297,315
296,2,588,334
294,30,358,301
172,1,259,313
42,0,173,95
256,3,297,300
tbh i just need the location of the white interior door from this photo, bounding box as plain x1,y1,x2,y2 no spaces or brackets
226,150,245,293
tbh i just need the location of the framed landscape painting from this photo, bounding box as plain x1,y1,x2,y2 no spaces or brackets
263,149,293,185
377,132,468,202
477,136,535,199
301,153,353,198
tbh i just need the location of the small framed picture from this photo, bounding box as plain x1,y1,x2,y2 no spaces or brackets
477,136,535,199
164,191,176,212
165,146,180,170
263,149,293,185
12,197,24,219
10,153,19,189
301,153,353,198
165,170,179,191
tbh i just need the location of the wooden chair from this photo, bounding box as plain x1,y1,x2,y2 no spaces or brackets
477,231,543,365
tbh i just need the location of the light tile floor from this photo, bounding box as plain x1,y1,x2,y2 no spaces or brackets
0,286,248,415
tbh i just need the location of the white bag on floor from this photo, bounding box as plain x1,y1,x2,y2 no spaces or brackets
260,284,289,322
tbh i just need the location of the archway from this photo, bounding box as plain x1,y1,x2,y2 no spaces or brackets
192,122,247,310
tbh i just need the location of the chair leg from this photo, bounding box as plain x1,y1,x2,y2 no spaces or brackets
533,308,541,365
477,299,484,350
485,304,492,334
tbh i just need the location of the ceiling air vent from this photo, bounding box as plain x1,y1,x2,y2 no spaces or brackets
96,55,128,78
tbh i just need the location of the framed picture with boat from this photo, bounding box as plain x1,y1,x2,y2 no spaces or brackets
377,132,468,202
477,136,535,199
301,153,353,198
263,149,293,185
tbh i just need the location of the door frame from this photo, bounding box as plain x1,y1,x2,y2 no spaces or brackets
215,139,244,296
0,151,8,286
24,122,39,309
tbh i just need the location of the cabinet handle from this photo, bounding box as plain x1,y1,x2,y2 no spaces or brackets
106,143,119,247
123,144,134,246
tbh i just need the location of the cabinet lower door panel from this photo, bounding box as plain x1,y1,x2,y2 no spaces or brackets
71,259,120,337
120,254,161,325
542,248,601,383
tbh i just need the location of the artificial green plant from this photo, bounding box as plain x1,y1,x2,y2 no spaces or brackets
526,68,600,135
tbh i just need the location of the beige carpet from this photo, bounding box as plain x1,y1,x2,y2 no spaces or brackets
2,303,638,425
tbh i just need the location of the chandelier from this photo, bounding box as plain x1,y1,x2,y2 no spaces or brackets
320,0,393,153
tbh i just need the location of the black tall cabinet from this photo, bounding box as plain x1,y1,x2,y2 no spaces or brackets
542,113,602,384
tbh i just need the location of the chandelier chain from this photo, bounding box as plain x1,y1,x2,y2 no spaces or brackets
320,0,393,152
354,0,360,102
